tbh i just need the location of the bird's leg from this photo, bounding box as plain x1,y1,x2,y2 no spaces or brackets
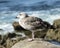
27,31,35,41
32,31,34,40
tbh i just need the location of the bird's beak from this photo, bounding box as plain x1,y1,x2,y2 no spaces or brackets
16,15,19,18
15,15,20,18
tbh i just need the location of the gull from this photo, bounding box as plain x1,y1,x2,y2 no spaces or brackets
16,12,49,41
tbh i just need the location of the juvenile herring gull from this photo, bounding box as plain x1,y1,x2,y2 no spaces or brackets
16,12,48,41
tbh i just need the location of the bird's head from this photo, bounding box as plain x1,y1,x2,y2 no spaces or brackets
16,12,28,19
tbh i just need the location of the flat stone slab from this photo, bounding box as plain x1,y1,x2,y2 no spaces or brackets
11,38,60,48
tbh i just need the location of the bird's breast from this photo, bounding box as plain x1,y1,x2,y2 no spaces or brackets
19,19,32,30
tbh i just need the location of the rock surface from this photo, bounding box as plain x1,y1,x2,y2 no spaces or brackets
11,38,60,48
13,22,25,31
53,19,60,28
0,32,25,48
45,19,60,42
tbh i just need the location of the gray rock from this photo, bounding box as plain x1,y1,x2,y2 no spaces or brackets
11,38,60,48
45,19,60,42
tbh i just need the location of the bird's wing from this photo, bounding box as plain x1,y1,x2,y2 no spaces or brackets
24,17,43,28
